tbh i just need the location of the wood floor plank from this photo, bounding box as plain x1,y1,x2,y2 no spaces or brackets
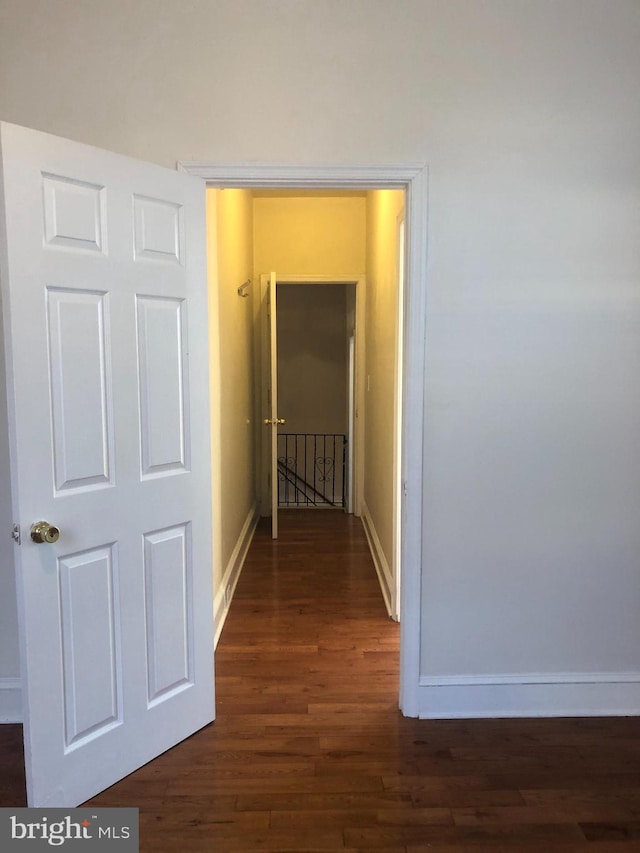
235,791,414,812
2,511,640,852
407,845,636,853
579,821,640,842
345,821,586,847
164,773,384,797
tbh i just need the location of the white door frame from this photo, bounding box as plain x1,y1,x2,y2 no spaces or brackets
347,331,355,515
393,214,406,621
180,162,428,717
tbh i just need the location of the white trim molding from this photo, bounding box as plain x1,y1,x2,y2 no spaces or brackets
213,503,259,648
0,677,21,723
418,672,640,719
181,161,429,718
178,162,425,188
361,502,394,619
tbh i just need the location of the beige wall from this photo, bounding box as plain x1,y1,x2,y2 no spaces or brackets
364,190,405,576
1,0,639,703
253,193,366,279
209,188,256,589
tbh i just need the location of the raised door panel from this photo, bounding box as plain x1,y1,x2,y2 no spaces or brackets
42,173,106,254
133,195,183,264
46,287,114,494
143,524,193,707
136,296,190,478
58,544,122,750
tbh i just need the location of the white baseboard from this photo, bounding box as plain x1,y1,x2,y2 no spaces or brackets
361,502,393,617
213,503,259,648
0,677,21,723
417,672,640,718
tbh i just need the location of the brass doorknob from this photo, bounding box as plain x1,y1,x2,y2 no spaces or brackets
30,521,60,544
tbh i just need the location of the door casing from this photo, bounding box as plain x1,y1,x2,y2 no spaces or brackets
180,162,428,717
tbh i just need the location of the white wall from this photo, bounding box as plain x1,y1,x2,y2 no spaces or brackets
1,0,639,717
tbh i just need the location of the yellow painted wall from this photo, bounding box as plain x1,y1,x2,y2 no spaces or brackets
364,190,405,576
208,188,256,592
253,193,366,278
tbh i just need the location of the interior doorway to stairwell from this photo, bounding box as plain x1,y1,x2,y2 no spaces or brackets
259,275,362,535
217,185,404,613
186,160,428,716
271,280,357,515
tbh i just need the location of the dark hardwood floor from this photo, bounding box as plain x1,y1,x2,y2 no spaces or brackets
2,510,640,850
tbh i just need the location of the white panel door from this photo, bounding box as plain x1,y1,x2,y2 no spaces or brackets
265,272,279,538
0,122,214,807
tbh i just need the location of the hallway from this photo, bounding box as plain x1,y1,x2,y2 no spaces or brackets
2,511,640,849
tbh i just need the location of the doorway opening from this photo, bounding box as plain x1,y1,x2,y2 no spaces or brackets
257,269,364,540
183,162,429,717
258,272,364,535
272,281,355,513
219,189,400,602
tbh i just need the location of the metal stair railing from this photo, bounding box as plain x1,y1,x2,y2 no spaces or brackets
277,433,347,508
